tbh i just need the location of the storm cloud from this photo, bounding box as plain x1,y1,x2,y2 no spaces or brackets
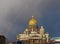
0,0,60,41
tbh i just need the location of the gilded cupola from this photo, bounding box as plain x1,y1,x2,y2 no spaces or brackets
29,16,37,25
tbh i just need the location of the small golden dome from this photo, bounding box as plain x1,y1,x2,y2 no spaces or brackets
29,16,37,25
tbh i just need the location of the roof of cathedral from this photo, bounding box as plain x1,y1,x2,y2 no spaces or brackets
29,16,37,25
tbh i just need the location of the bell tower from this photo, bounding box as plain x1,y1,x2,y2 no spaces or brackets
40,26,44,35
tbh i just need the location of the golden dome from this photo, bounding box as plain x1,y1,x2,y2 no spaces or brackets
29,16,37,25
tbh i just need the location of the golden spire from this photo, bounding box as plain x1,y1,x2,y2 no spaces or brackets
29,16,37,25
32,16,34,19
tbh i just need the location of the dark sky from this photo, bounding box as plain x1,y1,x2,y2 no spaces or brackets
0,0,60,42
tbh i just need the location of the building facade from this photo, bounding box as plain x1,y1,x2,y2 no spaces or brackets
0,35,7,44
17,16,54,44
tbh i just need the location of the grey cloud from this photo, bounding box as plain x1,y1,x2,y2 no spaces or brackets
0,0,60,41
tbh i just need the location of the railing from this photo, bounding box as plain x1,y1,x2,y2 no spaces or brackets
53,40,60,43
29,37,41,39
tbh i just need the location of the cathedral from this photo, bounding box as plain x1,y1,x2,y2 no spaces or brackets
17,16,54,44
